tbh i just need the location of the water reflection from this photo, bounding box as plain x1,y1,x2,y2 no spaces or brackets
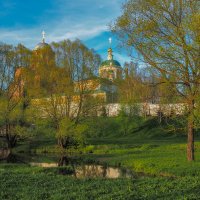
0,152,135,179
30,156,134,178
74,164,133,179
30,162,58,167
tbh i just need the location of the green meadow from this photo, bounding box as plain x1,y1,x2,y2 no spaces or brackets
1,118,200,199
1,164,200,200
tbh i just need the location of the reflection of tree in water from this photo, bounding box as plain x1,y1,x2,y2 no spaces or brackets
75,165,135,179
75,164,109,178
57,156,109,178
58,156,70,166
120,167,135,178
56,156,134,178
58,156,75,175
102,164,107,177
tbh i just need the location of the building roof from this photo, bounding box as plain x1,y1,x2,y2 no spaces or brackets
34,42,51,51
100,60,122,68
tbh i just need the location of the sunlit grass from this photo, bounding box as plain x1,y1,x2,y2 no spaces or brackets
1,165,200,200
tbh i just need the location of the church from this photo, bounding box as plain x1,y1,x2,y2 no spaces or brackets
13,32,184,117
74,44,123,103
15,32,124,103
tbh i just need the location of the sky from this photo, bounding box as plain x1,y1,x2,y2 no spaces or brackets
0,0,131,65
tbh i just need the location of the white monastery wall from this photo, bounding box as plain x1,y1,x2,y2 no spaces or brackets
104,103,187,117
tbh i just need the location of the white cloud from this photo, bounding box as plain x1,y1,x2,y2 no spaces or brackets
0,0,125,49
47,24,108,43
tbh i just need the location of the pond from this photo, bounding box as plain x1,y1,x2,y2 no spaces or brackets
0,148,137,179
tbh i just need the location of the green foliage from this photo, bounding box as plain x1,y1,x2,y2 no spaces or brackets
0,98,23,125
159,115,188,135
82,145,95,153
56,117,88,149
85,117,120,137
116,106,143,135
12,125,30,138
85,113,145,138
32,119,56,137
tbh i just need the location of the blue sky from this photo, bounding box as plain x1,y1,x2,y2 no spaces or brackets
0,0,131,65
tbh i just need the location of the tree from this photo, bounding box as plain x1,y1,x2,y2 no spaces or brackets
57,117,87,149
119,62,150,103
52,39,101,123
30,39,101,149
112,0,200,160
0,43,31,148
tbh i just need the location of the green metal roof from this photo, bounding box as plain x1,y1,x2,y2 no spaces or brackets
100,60,121,68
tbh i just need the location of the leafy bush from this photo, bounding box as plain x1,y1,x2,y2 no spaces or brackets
56,117,88,149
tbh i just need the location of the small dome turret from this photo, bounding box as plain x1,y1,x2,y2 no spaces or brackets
34,31,51,51
34,42,50,50
99,38,122,81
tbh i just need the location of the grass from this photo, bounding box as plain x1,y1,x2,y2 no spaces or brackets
1,164,200,199
89,142,200,177
2,117,200,199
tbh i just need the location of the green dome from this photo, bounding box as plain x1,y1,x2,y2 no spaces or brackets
100,60,121,68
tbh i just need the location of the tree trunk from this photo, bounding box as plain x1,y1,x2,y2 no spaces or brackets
187,119,194,161
6,134,17,149
187,101,195,161
7,136,17,149
58,137,67,149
